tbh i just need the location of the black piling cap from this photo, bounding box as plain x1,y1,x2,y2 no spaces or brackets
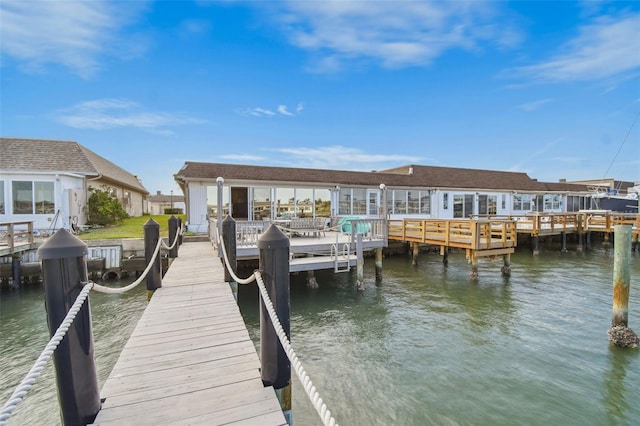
143,218,160,229
258,224,290,249
38,228,88,260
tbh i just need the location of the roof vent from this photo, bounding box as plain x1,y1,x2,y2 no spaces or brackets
559,179,566,183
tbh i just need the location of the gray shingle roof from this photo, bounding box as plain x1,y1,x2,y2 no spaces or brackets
175,161,591,193
1,137,148,193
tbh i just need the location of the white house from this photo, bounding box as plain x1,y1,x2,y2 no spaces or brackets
174,161,596,233
146,190,186,215
1,137,149,231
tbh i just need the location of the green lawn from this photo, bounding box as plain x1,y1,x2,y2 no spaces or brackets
78,214,186,240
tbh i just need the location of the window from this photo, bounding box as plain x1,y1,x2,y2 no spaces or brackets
314,189,331,217
420,191,430,214
252,187,272,220
407,191,419,214
501,194,506,210
513,194,532,211
393,190,407,214
453,194,474,218
338,188,351,215
0,181,4,214
443,193,449,210
12,181,54,214
352,188,366,215
478,195,497,215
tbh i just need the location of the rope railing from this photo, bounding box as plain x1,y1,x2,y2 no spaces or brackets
0,283,93,424
219,237,339,426
0,225,183,424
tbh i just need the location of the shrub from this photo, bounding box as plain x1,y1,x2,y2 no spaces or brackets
164,208,184,215
87,187,129,226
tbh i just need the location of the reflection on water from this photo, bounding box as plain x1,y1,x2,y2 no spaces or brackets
0,279,147,425
1,247,639,426
238,249,640,426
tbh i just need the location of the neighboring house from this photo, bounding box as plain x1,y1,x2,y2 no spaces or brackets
0,137,149,231
146,190,185,215
174,161,598,233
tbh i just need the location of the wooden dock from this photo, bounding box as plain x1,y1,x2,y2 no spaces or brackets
90,241,287,425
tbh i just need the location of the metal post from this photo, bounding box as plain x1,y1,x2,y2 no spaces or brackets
144,218,162,300
258,225,291,423
37,229,100,425
216,177,224,258
612,225,632,327
168,215,179,258
222,215,238,301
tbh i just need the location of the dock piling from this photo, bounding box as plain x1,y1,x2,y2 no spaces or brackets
38,229,100,425
375,247,383,283
168,215,179,258
258,225,292,423
144,218,162,299
222,216,238,300
609,224,638,348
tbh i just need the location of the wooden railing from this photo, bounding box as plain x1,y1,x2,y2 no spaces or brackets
388,218,517,251
0,221,35,254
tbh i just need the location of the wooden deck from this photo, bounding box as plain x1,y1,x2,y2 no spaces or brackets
389,218,517,257
90,241,287,426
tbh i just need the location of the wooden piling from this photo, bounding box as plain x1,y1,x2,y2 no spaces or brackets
612,225,632,327
356,234,365,291
561,232,567,253
533,235,540,256
470,251,479,281
501,254,511,276
375,247,383,282
306,255,319,289
411,242,420,266
440,246,448,267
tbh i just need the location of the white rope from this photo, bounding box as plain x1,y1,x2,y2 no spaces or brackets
254,273,338,426
0,283,93,425
218,232,338,426
91,236,163,294
160,225,182,251
219,237,256,285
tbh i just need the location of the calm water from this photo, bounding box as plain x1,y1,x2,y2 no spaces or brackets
1,245,639,425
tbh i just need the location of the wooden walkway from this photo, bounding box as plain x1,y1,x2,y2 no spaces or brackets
90,241,287,426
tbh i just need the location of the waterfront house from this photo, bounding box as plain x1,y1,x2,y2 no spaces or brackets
0,137,149,231
174,161,595,233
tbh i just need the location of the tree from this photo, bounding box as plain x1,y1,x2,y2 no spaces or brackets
87,187,129,226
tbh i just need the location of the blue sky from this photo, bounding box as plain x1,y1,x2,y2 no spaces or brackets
1,0,639,195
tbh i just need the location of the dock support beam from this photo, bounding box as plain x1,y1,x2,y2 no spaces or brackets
441,246,448,267
532,235,540,256
306,254,318,289
38,229,100,425
608,225,638,348
577,231,584,252
356,234,365,291
144,218,162,300
411,242,420,266
222,216,238,301
375,247,383,283
501,254,511,276
587,232,592,251
11,253,21,288
561,232,567,253
258,225,292,423
470,251,479,281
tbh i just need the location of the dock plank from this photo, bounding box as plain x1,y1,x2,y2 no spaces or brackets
90,241,286,426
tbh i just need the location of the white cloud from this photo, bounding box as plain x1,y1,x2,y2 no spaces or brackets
517,98,554,112
239,103,303,117
507,12,640,83
53,98,207,132
0,0,148,78
270,145,421,169
269,1,520,72
220,154,266,162
278,105,294,116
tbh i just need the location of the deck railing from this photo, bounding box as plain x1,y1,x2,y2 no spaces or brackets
388,218,517,250
0,221,35,254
